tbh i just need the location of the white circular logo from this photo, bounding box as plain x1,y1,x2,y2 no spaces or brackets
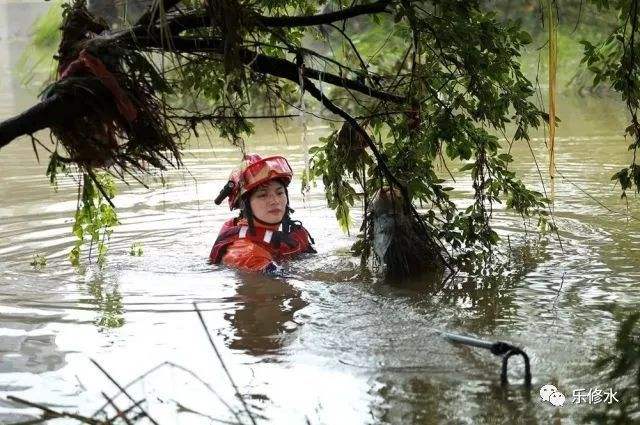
549,391,566,407
539,384,557,402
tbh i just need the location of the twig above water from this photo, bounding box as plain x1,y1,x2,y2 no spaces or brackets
6,395,101,425
92,360,242,423
90,359,160,425
101,391,133,425
193,302,257,425
175,401,245,425
105,399,147,423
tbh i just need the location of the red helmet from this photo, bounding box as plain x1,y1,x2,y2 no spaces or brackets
216,154,293,210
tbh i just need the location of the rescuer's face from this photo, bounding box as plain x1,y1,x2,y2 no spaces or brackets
249,180,287,224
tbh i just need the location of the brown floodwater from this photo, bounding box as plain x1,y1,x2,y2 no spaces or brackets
2,6,640,424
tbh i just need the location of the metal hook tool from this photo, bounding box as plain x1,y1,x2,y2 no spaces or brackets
440,331,532,386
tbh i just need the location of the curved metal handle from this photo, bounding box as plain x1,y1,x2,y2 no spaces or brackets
501,348,532,387
441,331,532,387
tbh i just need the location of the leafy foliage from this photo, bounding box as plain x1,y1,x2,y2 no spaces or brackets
306,123,374,232
30,254,48,270
306,1,549,263
584,311,640,424
69,173,119,269
582,0,640,199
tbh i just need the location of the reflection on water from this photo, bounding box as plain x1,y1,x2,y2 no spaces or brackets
0,306,66,375
367,376,538,425
86,278,125,328
225,274,308,356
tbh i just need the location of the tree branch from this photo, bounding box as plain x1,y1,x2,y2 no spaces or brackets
0,1,403,151
136,36,405,103
0,95,71,149
300,76,454,269
257,0,392,27
251,40,370,77
328,23,370,75
136,0,183,27
127,0,392,39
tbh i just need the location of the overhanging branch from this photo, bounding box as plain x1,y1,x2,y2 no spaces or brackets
0,1,404,150
0,95,71,149
257,0,392,27
136,0,183,27
138,0,392,32
300,76,454,269
125,0,393,40
135,36,405,103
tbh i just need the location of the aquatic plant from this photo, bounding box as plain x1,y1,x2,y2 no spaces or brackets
129,242,144,256
29,253,48,270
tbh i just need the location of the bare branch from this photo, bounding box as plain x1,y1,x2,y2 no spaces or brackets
257,0,392,27
0,95,71,149
328,23,370,74
90,359,160,425
6,396,101,425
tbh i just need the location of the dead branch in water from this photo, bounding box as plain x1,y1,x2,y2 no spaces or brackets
194,302,258,425
7,395,101,425
90,358,160,425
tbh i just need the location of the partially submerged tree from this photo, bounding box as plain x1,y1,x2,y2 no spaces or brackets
0,0,635,278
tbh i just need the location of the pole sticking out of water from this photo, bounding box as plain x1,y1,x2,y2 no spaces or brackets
547,0,558,183
298,54,310,201
300,89,309,192
440,332,495,350
439,331,532,387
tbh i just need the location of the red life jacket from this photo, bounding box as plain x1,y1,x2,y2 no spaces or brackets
209,218,315,264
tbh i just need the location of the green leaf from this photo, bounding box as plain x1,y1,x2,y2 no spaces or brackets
497,153,513,163
459,163,475,172
518,31,532,44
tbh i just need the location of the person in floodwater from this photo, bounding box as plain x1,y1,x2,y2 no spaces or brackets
209,154,315,274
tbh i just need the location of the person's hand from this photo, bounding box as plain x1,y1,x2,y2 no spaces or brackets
264,261,284,277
